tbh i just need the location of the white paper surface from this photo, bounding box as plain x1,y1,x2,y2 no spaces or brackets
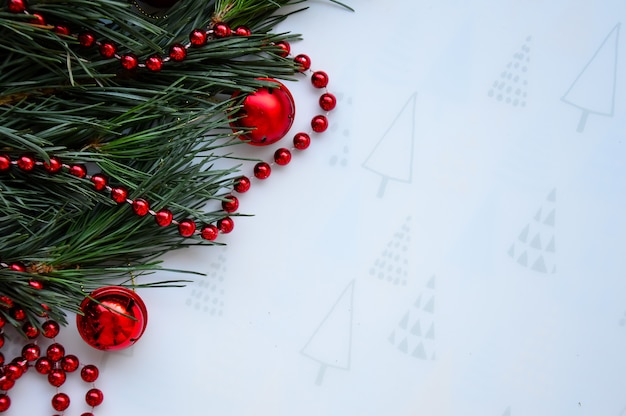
7,1,626,415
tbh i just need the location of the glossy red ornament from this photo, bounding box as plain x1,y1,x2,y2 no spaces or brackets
132,198,150,216
51,392,70,412
7,0,25,13
178,219,196,237
234,176,250,193
200,224,218,241
11,308,26,321
42,320,60,338
311,115,329,132
0,155,11,172
69,164,87,178
274,148,291,165
234,26,251,36
155,209,173,226
78,32,96,47
48,369,67,387
30,13,45,25
319,93,337,111
311,71,329,88
99,42,117,58
80,364,99,382
46,343,65,362
145,55,163,71
217,217,234,234
17,155,35,171
169,44,187,62
54,25,71,36
0,378,14,392
230,78,295,146
43,157,63,173
189,29,207,46
221,195,239,213
294,54,311,72
91,173,108,191
35,357,52,374
9,262,25,272
253,161,271,179
274,40,290,57
28,279,43,290
214,23,231,38
4,364,22,381
21,343,41,361
85,388,104,407
61,355,80,372
111,187,128,204
76,286,148,351
22,323,39,339
0,394,10,412
120,54,139,70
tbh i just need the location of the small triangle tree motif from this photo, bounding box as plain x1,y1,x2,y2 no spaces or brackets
508,188,556,274
369,216,411,286
562,23,621,132
363,93,417,198
301,280,355,386
488,36,531,107
388,275,436,360
185,249,227,316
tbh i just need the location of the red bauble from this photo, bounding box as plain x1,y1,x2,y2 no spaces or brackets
230,78,295,146
76,286,148,351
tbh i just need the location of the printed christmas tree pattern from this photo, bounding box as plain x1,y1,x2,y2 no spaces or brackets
329,92,351,169
388,275,436,360
185,250,227,316
301,280,355,385
501,406,512,416
363,93,417,198
562,23,621,132
508,188,556,274
369,216,411,286
488,36,531,107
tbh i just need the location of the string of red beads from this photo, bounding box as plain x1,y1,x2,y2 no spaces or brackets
0,313,103,414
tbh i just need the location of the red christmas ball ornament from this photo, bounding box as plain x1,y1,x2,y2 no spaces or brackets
76,286,148,351
230,78,295,146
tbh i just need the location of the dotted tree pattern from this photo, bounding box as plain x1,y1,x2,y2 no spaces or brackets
369,216,411,286
488,36,531,107
185,251,227,316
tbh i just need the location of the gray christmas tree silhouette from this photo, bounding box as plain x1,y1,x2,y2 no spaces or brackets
508,188,556,274
488,36,531,107
363,93,417,198
369,216,411,286
388,275,436,360
562,23,621,132
301,280,355,385
186,250,227,316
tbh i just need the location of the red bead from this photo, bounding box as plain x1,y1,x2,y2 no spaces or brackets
30,13,45,25
0,315,5,327
11,308,26,321
81,413,95,416
85,388,104,407
214,22,231,38
311,115,329,132
91,173,108,191
0,394,10,412
0,334,3,349
200,224,218,241
52,392,70,411
155,209,173,226
42,320,60,338
48,368,66,387
221,195,239,213
217,217,234,234
311,71,329,88
319,93,337,111
274,40,290,57
17,155,35,171
28,279,43,290
69,164,87,178
253,162,271,179
169,44,187,62
7,0,25,13
234,26,251,36
274,148,291,165
81,364,99,382
21,343,41,361
9,262,25,272
293,132,311,150
61,354,80,372
178,219,196,237
120,53,139,70
0,352,4,366
294,54,311,72
230,78,295,146
0,155,11,172
234,176,250,193
0,296,13,308
54,25,71,35
46,343,65,362
35,357,52,374
189,29,207,46
22,322,39,339
111,187,128,204
132,198,150,216
43,157,62,173
78,32,96,47
145,54,163,71
76,287,147,351
4,364,23,381
99,42,117,58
